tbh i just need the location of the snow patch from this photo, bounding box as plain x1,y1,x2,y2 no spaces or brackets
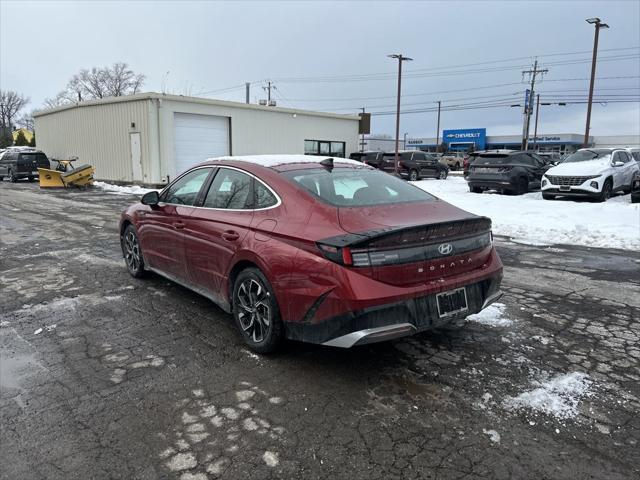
209,154,364,168
466,303,512,327
262,450,279,467
413,177,640,251
482,429,501,443
504,372,593,419
94,181,158,196
165,452,197,471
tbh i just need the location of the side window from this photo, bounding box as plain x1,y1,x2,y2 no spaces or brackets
162,168,211,205
203,168,252,209
620,152,631,163
612,152,622,164
254,180,278,209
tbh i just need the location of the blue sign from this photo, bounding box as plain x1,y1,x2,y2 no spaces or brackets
442,128,487,150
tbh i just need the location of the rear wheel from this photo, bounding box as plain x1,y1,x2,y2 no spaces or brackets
409,169,419,181
8,169,18,183
542,193,556,200
233,268,283,354
122,225,146,278
438,170,448,180
28,176,34,182
469,185,482,193
516,177,528,195
598,179,612,202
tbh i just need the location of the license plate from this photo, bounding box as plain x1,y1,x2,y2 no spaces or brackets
436,287,468,317
559,185,571,191
474,167,495,173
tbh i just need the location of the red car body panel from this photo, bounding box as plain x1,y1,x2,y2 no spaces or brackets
120,158,503,347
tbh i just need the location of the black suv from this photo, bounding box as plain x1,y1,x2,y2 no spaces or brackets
467,150,551,194
631,171,640,203
380,151,449,180
0,148,50,182
349,151,384,168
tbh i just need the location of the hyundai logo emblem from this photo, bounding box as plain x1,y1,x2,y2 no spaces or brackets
438,243,453,255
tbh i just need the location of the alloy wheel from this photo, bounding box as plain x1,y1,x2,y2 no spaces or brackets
236,278,271,343
410,170,418,181
439,170,447,179
124,230,141,272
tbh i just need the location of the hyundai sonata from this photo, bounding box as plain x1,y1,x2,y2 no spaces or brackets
119,155,503,353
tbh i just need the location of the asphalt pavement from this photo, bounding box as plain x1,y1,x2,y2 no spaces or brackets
1,181,639,480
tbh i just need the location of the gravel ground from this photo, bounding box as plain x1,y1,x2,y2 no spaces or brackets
1,181,639,480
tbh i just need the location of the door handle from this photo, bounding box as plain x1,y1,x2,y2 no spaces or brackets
222,230,240,241
173,221,185,229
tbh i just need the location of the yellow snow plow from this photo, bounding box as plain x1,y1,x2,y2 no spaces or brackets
39,159,95,188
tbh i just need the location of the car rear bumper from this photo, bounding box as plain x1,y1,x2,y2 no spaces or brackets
283,251,503,347
467,179,515,190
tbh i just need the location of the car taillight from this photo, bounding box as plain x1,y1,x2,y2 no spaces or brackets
317,243,353,266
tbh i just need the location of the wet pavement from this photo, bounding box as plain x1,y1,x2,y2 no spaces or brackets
1,181,639,479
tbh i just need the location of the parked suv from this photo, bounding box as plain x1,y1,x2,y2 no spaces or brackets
349,151,384,168
380,151,449,180
467,150,551,194
0,147,50,182
631,171,640,203
541,148,639,201
440,151,466,170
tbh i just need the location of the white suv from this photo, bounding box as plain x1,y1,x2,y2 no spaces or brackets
541,148,639,202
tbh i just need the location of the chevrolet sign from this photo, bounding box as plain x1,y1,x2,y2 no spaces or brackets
442,128,487,150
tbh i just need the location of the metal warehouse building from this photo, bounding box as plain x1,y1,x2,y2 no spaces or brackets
34,93,360,185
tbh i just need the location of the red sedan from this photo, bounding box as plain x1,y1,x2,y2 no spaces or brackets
120,155,503,353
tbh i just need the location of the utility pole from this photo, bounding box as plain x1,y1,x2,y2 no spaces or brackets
245,82,250,104
262,81,276,104
360,107,366,153
584,17,609,147
533,94,540,150
521,60,548,150
388,54,413,175
436,100,441,150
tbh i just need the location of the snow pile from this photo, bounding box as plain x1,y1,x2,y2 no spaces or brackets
504,372,593,419
466,303,512,327
208,154,365,168
413,176,640,251
94,181,158,195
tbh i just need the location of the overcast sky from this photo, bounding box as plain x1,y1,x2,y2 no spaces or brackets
2,0,639,138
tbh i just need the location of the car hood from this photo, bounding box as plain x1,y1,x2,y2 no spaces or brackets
545,158,611,176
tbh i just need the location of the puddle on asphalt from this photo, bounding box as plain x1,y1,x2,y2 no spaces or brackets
0,352,40,409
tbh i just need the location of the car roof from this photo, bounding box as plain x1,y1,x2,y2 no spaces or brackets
200,155,369,172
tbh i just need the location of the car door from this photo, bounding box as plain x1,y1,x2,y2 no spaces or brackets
421,154,439,178
137,167,213,281
184,167,255,301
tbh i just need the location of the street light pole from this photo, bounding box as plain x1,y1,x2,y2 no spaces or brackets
436,100,441,150
388,54,413,174
584,17,609,147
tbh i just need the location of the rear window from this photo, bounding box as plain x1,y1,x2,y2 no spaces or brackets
283,168,435,207
474,155,512,164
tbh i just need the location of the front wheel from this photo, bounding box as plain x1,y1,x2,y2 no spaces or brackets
233,268,283,354
122,225,146,278
409,169,419,181
469,185,482,193
598,179,612,202
516,177,528,195
8,169,18,183
542,193,556,200
28,176,34,182
438,170,448,180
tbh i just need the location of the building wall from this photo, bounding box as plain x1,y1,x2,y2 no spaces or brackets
156,98,359,181
593,135,640,148
34,99,154,183
35,94,359,185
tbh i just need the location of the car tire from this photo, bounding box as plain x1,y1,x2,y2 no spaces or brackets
409,169,419,181
438,170,448,180
28,176,34,182
542,193,556,200
454,162,460,170
9,169,18,183
122,224,146,278
598,179,612,202
232,267,284,354
469,185,482,193
516,177,528,195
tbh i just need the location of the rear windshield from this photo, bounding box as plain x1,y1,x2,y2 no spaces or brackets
19,153,46,163
563,149,611,163
283,168,436,207
474,155,511,164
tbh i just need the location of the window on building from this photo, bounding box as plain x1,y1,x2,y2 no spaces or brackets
304,139,346,158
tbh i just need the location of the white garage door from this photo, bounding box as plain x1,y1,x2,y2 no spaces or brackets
173,113,230,176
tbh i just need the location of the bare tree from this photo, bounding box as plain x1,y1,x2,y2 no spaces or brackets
43,63,146,109
16,110,36,131
0,90,30,132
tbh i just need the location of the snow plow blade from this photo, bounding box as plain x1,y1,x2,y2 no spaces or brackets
38,164,95,188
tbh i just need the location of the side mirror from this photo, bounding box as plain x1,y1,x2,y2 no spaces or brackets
141,190,160,206
612,161,624,167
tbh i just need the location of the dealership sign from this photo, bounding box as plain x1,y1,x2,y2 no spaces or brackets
442,128,487,150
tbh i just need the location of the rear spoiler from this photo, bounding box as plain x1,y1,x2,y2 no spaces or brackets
318,216,492,249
